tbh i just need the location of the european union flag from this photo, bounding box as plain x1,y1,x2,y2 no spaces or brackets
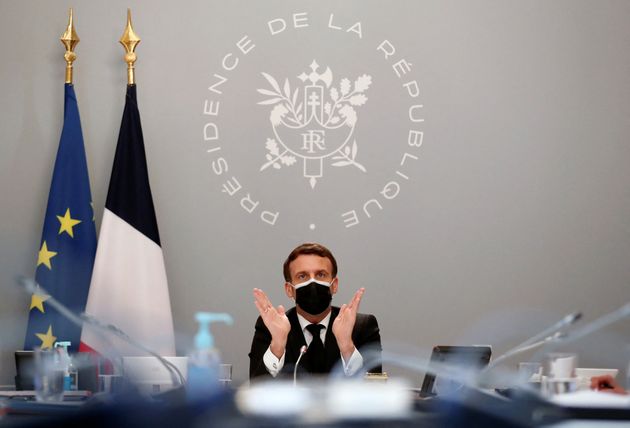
23,84,97,352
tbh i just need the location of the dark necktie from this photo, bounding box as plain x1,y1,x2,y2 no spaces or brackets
305,323,326,373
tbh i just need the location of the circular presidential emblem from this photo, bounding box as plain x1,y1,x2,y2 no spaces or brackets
202,12,425,230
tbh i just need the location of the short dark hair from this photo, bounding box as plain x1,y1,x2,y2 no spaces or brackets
283,243,338,282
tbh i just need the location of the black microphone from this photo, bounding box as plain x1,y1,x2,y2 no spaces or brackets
293,345,308,386
16,276,185,387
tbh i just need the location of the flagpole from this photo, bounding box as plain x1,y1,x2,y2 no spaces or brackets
119,9,140,85
60,8,79,84
23,8,97,353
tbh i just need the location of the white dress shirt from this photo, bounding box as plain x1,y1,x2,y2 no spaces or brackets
263,311,363,377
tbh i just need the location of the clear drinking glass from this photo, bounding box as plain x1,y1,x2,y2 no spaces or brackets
33,348,65,402
218,364,232,388
98,374,124,394
518,362,542,383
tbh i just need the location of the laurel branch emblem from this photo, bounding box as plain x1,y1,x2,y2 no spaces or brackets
257,60,372,188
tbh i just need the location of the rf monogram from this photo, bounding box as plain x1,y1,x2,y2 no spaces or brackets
301,130,326,153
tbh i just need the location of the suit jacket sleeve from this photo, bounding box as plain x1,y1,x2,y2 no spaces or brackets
352,313,382,373
248,315,274,379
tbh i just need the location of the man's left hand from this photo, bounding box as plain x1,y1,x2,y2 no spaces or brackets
332,288,365,361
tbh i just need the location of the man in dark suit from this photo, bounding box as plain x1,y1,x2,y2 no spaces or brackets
249,243,381,379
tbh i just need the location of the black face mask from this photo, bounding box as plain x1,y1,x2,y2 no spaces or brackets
294,280,332,315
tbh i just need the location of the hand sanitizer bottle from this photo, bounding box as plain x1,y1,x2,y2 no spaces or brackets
186,312,233,400
54,341,78,391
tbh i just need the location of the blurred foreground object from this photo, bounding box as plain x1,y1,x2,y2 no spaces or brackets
590,375,627,395
236,378,412,421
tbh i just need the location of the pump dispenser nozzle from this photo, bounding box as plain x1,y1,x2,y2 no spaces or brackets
194,312,233,350
54,341,71,351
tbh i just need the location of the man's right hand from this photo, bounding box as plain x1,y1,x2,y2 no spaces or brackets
253,288,291,359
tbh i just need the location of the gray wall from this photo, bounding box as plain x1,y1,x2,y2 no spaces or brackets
1,0,629,386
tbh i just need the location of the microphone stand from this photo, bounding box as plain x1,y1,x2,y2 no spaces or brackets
294,345,308,387
485,311,581,371
534,302,630,358
17,276,185,388
81,314,185,386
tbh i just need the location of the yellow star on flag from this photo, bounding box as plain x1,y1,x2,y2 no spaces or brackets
35,325,57,349
57,208,82,238
30,293,51,313
37,241,57,270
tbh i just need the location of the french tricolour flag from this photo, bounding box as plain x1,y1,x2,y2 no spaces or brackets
80,84,175,357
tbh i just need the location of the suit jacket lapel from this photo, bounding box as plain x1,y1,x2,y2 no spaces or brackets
324,307,340,371
286,308,306,365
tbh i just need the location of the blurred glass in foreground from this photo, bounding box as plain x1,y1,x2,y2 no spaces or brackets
33,347,65,402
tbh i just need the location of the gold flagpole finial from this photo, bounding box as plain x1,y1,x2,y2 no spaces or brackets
119,8,141,85
60,8,80,84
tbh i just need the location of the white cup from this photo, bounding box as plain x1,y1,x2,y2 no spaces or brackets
545,353,577,379
542,353,578,396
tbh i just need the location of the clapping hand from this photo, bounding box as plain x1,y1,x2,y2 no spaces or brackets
253,288,291,358
332,287,365,360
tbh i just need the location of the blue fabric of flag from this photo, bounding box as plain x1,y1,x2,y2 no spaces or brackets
23,84,97,352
